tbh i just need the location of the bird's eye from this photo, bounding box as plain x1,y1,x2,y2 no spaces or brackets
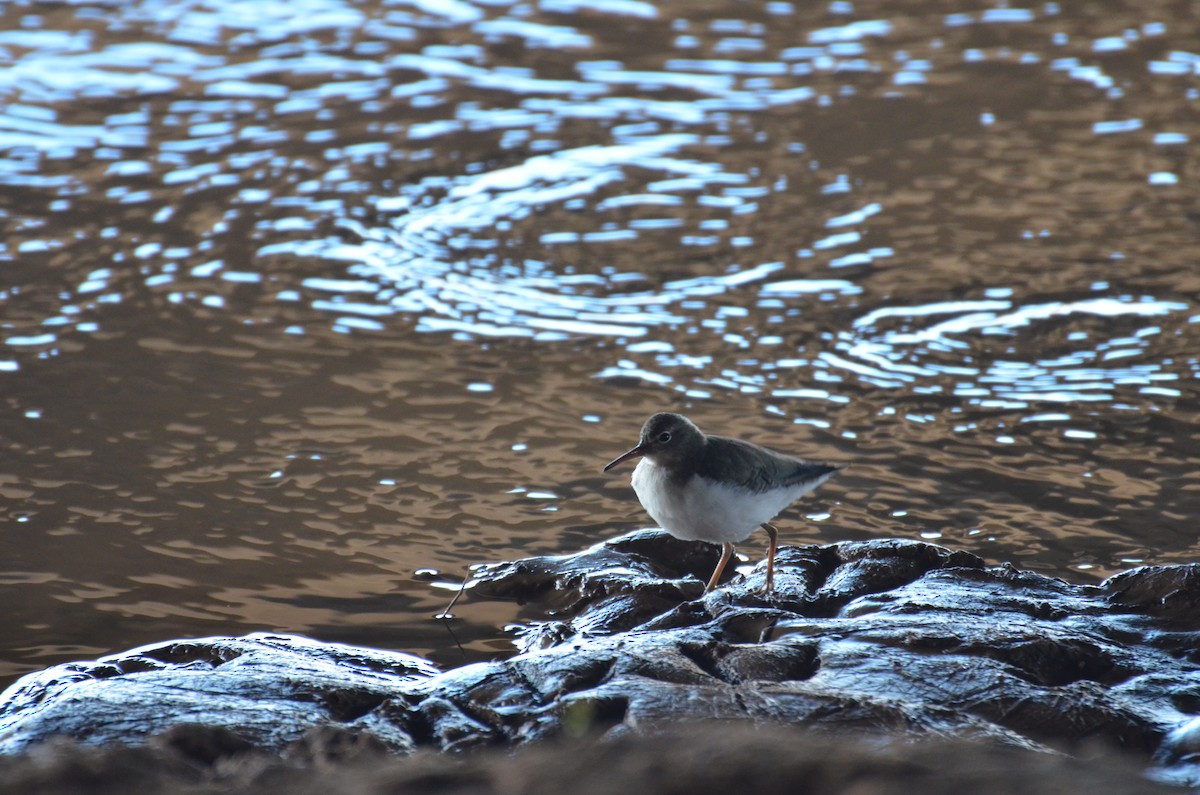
657,431,672,443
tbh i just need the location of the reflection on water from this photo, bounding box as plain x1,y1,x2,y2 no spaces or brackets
1,0,1199,687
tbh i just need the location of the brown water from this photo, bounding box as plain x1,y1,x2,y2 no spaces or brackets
1,0,1198,688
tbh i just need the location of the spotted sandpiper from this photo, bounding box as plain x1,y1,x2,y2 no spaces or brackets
604,412,843,594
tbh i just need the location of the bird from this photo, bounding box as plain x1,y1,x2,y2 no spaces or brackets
604,412,842,594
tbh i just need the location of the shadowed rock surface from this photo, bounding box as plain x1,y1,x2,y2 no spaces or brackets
0,723,1181,795
3,532,1200,787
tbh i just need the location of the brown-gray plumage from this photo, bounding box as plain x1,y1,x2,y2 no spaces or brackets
698,435,840,494
604,413,843,593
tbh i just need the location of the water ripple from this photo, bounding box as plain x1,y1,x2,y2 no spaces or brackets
283,134,808,338
836,296,1191,403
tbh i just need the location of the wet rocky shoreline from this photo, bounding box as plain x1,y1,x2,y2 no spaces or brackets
3,531,1200,791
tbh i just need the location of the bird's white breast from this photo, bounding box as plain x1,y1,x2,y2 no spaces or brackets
630,458,830,544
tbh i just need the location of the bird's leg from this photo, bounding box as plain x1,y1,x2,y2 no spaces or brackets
704,541,736,593
761,523,778,594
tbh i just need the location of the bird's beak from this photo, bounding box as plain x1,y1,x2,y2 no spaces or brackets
603,444,645,472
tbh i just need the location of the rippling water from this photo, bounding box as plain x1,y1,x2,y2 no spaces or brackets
1,0,1198,685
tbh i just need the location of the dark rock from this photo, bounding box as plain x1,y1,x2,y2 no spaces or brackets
0,723,1180,795
4,532,1200,786
1102,564,1200,625
0,633,437,755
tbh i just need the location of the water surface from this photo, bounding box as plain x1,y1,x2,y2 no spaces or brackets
1,0,1198,684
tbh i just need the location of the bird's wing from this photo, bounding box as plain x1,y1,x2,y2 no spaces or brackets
700,435,840,494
